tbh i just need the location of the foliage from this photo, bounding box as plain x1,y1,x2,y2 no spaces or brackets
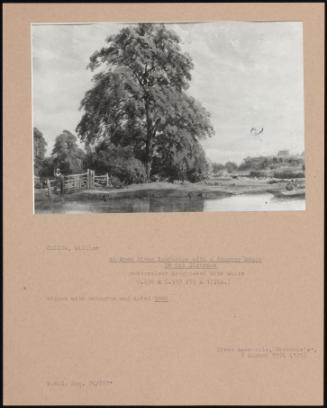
273,170,305,179
225,161,238,173
239,155,304,172
85,140,147,184
52,130,85,174
38,157,55,178
152,139,208,182
211,163,225,174
33,127,47,175
76,23,214,182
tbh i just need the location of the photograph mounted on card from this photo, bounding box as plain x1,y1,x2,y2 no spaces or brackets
4,3,324,407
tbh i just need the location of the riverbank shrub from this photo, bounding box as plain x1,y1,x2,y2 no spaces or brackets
273,170,305,179
111,157,147,184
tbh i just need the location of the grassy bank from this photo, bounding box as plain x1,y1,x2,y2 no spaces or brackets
35,178,298,202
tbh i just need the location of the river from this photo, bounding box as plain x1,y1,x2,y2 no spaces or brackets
34,193,305,214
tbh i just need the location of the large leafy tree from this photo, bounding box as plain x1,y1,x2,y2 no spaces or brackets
33,127,47,175
52,130,85,174
76,23,214,180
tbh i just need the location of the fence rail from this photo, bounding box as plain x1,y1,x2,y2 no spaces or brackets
34,170,112,195
94,174,111,188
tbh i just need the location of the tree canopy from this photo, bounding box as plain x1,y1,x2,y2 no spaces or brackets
76,23,214,182
52,130,85,174
33,127,47,175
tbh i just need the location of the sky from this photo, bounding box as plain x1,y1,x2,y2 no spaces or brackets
32,21,304,164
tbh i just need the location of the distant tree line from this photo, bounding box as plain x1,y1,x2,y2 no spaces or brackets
211,153,305,179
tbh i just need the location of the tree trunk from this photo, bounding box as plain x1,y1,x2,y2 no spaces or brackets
144,98,153,182
144,136,152,181
145,160,151,181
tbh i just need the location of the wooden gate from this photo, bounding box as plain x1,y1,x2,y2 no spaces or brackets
34,170,111,195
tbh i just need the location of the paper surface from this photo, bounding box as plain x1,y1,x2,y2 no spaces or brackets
3,3,324,405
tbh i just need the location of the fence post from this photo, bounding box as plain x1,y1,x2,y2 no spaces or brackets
46,178,51,198
106,173,109,187
87,169,90,189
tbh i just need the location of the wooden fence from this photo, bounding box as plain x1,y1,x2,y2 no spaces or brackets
34,169,112,195
94,173,111,188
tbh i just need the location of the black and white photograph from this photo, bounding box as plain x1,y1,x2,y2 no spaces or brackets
32,21,305,214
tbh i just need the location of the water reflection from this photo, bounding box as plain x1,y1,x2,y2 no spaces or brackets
35,193,305,214
150,197,204,212
204,193,305,212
